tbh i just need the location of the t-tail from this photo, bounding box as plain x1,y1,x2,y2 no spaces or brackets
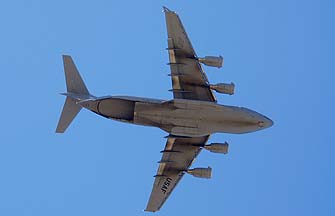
56,55,95,133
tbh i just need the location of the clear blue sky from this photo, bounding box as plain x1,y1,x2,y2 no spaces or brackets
0,0,333,215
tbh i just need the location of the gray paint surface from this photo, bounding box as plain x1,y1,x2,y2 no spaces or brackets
56,7,273,212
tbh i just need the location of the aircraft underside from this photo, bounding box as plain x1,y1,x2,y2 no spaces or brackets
79,96,272,137
56,6,273,212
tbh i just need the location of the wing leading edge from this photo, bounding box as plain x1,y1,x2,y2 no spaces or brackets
145,135,209,212
164,7,216,102
145,7,216,212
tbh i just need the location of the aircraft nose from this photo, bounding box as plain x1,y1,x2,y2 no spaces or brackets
259,115,273,128
241,107,273,129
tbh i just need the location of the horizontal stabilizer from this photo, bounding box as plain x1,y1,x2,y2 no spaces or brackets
56,97,81,133
56,55,92,133
63,55,90,95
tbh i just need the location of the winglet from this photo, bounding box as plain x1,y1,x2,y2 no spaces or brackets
162,6,174,13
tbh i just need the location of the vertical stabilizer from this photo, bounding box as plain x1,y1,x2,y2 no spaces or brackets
56,55,92,133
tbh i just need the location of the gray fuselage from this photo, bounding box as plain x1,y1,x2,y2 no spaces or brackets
78,96,273,137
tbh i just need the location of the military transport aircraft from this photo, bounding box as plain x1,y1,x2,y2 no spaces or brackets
56,7,273,212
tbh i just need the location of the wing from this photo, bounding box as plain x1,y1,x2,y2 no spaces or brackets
164,7,216,102
145,135,209,212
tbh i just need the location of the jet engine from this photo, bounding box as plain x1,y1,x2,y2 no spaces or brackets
187,167,212,179
210,83,235,95
204,142,229,154
198,56,224,68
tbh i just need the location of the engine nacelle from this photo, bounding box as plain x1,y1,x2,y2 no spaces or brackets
187,167,212,179
210,83,235,95
204,142,229,154
198,56,224,68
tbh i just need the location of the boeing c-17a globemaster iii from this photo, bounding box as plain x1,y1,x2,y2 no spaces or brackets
56,7,273,212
